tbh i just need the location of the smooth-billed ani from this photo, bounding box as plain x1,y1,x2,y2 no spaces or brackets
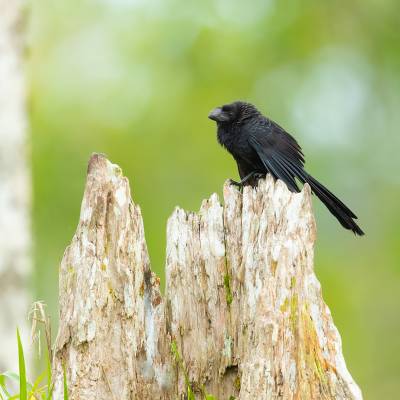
208,100,364,236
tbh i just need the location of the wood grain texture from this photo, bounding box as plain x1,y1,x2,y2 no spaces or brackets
53,154,362,400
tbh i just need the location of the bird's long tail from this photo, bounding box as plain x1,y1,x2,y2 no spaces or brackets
298,170,364,236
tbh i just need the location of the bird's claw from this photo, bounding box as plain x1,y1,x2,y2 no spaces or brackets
229,179,242,187
228,179,244,192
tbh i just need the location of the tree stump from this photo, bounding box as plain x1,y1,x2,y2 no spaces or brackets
52,154,362,400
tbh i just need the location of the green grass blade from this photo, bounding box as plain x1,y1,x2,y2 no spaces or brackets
30,369,46,396
45,383,54,400
0,374,10,399
46,348,52,398
187,385,195,400
17,328,27,400
0,372,19,383
63,364,69,400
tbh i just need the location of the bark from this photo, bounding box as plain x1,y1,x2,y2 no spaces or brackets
0,0,31,371
53,154,362,400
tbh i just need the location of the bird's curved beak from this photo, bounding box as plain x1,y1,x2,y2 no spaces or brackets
208,107,223,122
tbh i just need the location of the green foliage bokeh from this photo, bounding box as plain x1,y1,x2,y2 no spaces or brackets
29,1,400,398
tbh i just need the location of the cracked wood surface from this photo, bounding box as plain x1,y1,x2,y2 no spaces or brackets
52,153,362,400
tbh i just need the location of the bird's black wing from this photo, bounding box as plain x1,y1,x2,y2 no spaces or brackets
248,121,358,220
247,122,305,192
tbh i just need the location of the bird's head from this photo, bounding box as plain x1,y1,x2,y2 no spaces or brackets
208,101,258,125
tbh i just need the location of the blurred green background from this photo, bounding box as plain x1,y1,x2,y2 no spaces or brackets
28,1,399,398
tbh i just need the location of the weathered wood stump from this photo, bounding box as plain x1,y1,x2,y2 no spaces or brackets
52,154,362,400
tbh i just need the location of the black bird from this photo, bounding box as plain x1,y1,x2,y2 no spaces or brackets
208,101,364,236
